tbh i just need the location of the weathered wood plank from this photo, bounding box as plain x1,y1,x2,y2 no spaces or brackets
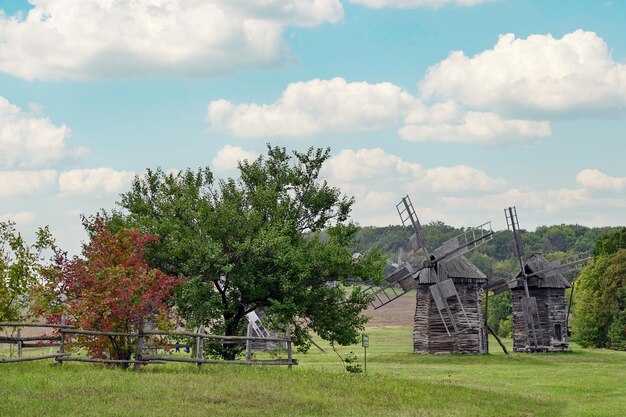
142,329,288,343
0,322,70,329
0,335,62,342
61,357,155,365
60,329,136,337
414,280,487,354
512,287,570,352
0,353,70,363
142,355,298,366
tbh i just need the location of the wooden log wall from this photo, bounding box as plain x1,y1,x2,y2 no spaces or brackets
511,287,570,352
413,282,486,354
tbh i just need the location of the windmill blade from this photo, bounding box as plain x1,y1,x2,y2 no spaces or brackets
431,221,494,263
364,264,423,310
397,196,427,252
483,279,511,295
505,207,526,274
429,277,472,335
437,263,448,283
526,251,592,279
520,296,544,347
432,236,463,259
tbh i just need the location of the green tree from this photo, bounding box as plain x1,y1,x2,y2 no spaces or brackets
115,146,385,359
573,228,626,350
423,221,461,249
0,222,54,323
487,292,512,335
482,230,515,261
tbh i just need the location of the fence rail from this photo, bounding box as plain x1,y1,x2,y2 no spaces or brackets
0,322,296,369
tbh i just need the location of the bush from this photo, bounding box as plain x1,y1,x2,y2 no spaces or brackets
497,316,512,338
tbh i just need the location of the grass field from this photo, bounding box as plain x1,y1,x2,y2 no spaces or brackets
1,326,625,417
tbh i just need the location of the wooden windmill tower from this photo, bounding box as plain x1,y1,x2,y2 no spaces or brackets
365,195,494,354
501,207,590,352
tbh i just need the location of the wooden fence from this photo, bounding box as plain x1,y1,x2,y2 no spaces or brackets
0,322,296,369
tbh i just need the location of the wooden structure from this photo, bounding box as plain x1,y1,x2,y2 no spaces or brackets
502,207,589,353
364,195,493,354
510,253,571,352
246,311,284,352
0,322,296,368
413,256,488,354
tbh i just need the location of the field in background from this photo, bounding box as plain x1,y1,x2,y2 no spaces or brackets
2,325,625,417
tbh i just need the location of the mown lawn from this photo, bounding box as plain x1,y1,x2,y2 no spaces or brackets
1,326,624,417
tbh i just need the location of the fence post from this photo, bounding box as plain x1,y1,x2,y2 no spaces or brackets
286,325,293,370
56,316,66,366
196,325,204,367
246,322,253,362
135,321,145,371
17,328,23,358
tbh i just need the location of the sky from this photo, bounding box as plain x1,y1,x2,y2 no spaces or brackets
1,0,625,255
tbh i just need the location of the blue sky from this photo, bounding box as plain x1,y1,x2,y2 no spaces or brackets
1,0,625,254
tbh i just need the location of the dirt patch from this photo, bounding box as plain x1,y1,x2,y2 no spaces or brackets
362,293,415,328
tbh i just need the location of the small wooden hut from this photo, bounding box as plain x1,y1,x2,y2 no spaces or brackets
511,253,571,352
413,256,488,354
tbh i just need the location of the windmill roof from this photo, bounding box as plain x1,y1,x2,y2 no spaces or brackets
417,255,487,284
513,253,572,289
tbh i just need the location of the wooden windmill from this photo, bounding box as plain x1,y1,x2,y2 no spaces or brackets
496,207,590,352
365,195,494,354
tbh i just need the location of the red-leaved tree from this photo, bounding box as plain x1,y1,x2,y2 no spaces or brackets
31,219,180,362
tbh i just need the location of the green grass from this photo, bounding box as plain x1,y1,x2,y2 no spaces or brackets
1,327,625,417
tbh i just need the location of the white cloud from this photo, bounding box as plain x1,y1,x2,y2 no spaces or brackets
576,169,626,191
438,185,626,230
326,182,400,225
399,100,551,144
0,170,58,197
0,0,344,80
212,145,259,172
58,168,135,196
421,30,626,116
0,211,35,225
208,78,549,143
208,77,416,138
324,148,504,193
422,165,506,192
323,148,422,183
0,97,81,169
340,184,397,210
350,0,491,9
442,188,590,214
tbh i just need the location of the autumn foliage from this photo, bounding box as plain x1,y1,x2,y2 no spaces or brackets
31,219,180,361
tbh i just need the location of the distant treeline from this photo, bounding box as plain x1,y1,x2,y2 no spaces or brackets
354,221,620,280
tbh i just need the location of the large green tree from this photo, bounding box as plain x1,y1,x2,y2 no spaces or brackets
573,228,626,350
115,146,384,358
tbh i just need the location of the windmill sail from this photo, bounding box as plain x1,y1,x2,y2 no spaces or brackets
431,222,494,262
397,196,427,252
365,268,417,309
428,265,473,336
505,206,544,348
527,251,591,279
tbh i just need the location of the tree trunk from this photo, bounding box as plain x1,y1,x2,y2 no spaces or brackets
221,310,245,360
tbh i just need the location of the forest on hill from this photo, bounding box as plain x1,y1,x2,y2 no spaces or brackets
353,222,623,337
